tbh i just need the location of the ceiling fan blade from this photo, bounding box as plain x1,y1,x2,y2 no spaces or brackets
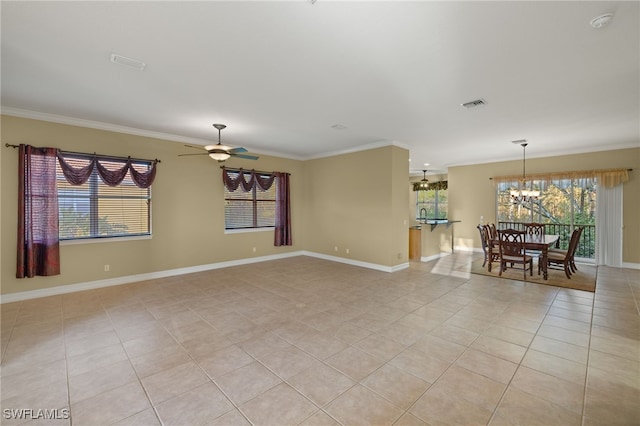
178,153,209,157
228,147,248,154
183,144,205,151
231,153,259,160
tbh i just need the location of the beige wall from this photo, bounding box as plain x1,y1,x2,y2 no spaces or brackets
303,145,410,267
449,148,640,264
390,147,411,265
1,116,410,296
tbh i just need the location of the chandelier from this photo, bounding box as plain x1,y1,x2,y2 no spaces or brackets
510,140,540,203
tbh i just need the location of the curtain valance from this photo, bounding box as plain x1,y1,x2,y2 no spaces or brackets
222,167,276,192
492,168,630,188
57,151,157,188
412,180,448,191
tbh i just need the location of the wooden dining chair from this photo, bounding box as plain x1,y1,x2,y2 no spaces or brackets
524,222,545,238
477,225,489,267
523,222,545,257
477,225,499,268
549,226,583,272
544,227,584,278
498,229,534,279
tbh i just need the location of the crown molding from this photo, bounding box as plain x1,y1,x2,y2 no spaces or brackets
303,139,411,161
1,107,411,162
1,106,217,146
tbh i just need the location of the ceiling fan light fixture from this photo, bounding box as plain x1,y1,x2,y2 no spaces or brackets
175,123,260,161
209,152,231,161
207,123,232,161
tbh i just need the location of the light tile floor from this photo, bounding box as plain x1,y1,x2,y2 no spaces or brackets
1,253,638,425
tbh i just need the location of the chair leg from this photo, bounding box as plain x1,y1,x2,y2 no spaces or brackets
570,260,577,273
564,261,571,279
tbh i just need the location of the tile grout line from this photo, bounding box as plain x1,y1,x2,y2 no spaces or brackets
579,281,596,426
394,276,536,425
102,298,164,426
161,292,256,426
62,305,74,426
484,285,560,425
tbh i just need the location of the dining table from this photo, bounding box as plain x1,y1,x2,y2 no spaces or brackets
488,234,560,280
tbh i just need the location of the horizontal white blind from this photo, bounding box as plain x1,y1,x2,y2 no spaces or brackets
224,172,276,229
57,156,151,239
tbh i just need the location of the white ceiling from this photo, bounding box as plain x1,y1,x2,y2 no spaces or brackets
2,1,639,173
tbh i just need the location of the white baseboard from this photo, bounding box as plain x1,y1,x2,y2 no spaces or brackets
621,262,640,270
1,251,409,303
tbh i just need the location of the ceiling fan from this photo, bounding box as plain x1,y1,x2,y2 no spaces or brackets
179,124,259,162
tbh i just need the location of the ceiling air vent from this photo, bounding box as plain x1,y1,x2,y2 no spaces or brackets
461,98,487,109
110,53,146,71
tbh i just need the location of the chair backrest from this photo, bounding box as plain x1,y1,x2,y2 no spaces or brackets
477,225,488,251
488,223,498,240
498,229,526,258
567,226,584,258
524,223,545,238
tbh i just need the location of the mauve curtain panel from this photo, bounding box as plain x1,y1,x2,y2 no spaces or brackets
17,144,61,278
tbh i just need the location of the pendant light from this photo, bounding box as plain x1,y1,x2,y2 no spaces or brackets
510,140,540,203
418,170,429,190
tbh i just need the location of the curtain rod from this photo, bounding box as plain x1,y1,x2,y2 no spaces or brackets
221,166,289,176
4,143,161,163
489,167,632,180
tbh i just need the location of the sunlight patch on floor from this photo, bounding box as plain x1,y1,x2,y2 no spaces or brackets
429,252,474,279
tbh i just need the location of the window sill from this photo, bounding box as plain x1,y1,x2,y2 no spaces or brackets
60,235,152,246
225,227,274,235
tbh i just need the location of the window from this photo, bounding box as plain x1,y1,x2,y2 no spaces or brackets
416,188,448,220
224,171,277,230
57,155,152,240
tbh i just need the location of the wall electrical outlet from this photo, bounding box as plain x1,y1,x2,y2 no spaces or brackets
334,246,338,252
346,248,350,254
252,247,256,253
104,264,110,272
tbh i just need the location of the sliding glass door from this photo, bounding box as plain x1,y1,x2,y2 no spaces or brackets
496,177,597,258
